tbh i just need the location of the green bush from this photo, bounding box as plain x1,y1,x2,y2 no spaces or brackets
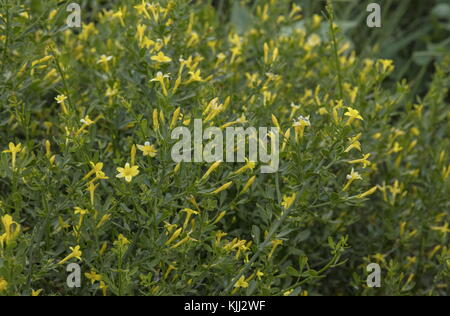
0,0,449,296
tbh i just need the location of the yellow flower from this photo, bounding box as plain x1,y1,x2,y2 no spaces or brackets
293,116,311,141
343,168,362,191
3,142,23,169
55,94,67,104
241,176,257,194
281,193,296,209
115,234,130,247
181,208,200,229
170,107,181,129
151,51,172,63
354,186,378,199
211,181,233,195
99,281,108,296
85,271,102,284
378,59,394,73
188,70,205,83
87,182,98,206
31,289,43,296
150,72,170,96
201,161,222,181
344,107,364,126
97,55,113,65
0,278,7,292
116,163,140,182
268,239,283,259
256,270,264,280
283,289,294,296
83,162,108,182
74,207,89,228
165,227,182,245
134,0,150,19
348,154,371,168
1,214,21,246
233,159,256,175
431,222,450,236
345,134,362,153
137,142,158,157
234,275,249,289
80,116,94,126
171,233,198,249
58,245,82,265
96,214,111,229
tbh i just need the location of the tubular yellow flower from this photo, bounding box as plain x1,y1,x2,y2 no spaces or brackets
151,51,172,63
31,289,43,296
201,161,222,181
97,214,111,229
213,211,227,225
134,0,151,19
116,163,140,182
344,107,364,126
86,183,98,206
164,264,177,280
97,55,113,72
271,114,280,129
55,94,68,114
233,159,256,175
0,278,7,292
85,271,102,284
150,72,170,96
153,108,160,131
131,144,137,165
3,142,23,169
181,208,199,229
174,162,181,174
263,42,269,64
99,281,108,296
74,207,89,228
187,70,204,83
343,169,362,191
293,116,311,142
281,193,296,209
31,55,53,67
268,239,283,259
1,214,21,246
211,181,233,195
137,142,158,157
281,128,291,152
115,234,130,247
165,227,182,245
83,162,106,181
345,134,362,153
170,107,181,129
240,176,257,194
431,222,450,236
235,275,249,289
171,234,197,249
58,245,82,265
348,154,371,168
355,186,378,199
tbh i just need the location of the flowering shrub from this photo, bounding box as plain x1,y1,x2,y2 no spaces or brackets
0,0,449,296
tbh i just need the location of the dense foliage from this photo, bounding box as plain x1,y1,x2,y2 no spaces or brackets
0,0,449,296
